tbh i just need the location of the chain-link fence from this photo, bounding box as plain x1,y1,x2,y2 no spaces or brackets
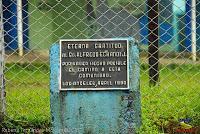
0,0,200,133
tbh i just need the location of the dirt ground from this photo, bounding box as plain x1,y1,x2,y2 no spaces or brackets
5,50,49,64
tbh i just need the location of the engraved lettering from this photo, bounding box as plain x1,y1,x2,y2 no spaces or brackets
108,67,121,72
95,43,122,49
66,43,89,49
60,40,129,89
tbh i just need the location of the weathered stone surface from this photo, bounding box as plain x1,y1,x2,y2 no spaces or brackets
50,37,141,134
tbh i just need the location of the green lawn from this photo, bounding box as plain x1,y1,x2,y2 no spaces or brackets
4,63,50,128
3,63,200,133
139,64,200,133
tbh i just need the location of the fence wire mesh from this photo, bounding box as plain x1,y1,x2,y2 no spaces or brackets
0,0,200,133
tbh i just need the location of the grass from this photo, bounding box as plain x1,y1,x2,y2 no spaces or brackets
3,63,50,128
139,64,200,133
1,63,200,133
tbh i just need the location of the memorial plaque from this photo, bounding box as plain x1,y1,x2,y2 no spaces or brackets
60,39,129,90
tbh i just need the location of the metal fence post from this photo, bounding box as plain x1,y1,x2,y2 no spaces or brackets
0,0,5,123
191,0,197,61
17,0,23,56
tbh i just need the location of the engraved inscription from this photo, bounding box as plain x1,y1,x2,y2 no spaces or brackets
60,39,129,90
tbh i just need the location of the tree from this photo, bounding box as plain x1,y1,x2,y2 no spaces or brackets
147,0,159,86
86,0,96,21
